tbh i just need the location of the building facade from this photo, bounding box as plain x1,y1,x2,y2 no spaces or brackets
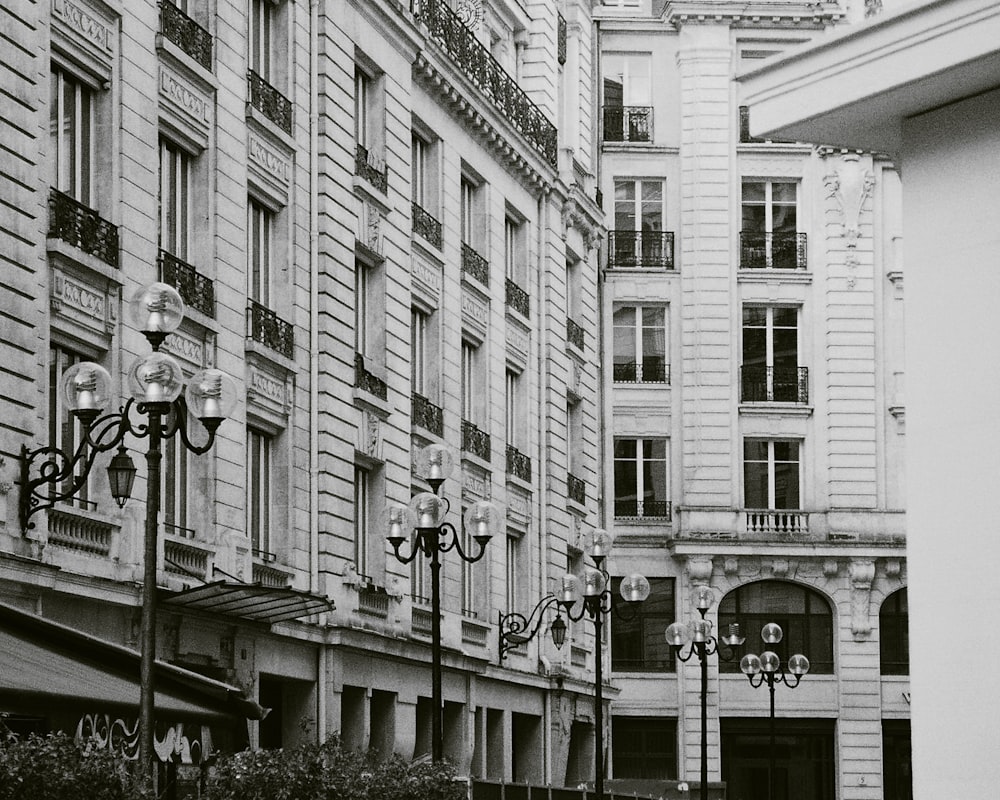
0,0,908,796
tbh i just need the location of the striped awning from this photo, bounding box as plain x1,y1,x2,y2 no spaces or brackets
160,581,332,624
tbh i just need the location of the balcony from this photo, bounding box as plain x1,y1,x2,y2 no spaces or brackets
412,202,442,249
412,392,444,437
607,231,674,269
357,584,390,618
355,353,388,400
159,250,215,318
462,419,491,461
247,300,294,359
740,365,809,404
613,360,669,384
159,1,212,70
48,188,119,268
745,509,809,535
567,473,586,505
566,318,585,350
461,242,489,287
47,504,113,557
355,144,387,194
505,444,531,482
163,535,211,581
602,106,653,143
614,499,672,521
739,231,808,270
247,70,292,135
410,0,557,167
505,277,529,317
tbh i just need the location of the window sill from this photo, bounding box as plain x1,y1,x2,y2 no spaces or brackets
739,403,813,417
737,268,812,284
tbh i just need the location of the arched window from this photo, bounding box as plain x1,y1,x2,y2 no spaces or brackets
719,581,834,673
879,588,909,675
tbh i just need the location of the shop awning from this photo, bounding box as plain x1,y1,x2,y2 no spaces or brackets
160,581,333,624
0,602,265,722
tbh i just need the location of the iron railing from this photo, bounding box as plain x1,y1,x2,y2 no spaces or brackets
247,300,294,358
158,250,215,318
247,70,292,134
411,0,557,167
462,419,491,461
566,318,585,350
355,144,388,194
739,231,808,270
557,13,567,66
602,106,653,143
412,202,442,249
48,188,119,267
471,781,662,800
506,444,531,482
740,365,809,404
567,473,585,505
612,360,669,384
614,499,672,520
412,392,444,437
159,1,212,70
355,353,388,400
607,230,674,269
505,277,530,317
461,242,490,286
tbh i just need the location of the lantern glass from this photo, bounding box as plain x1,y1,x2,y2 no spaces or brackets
788,654,811,676
740,653,763,676
416,443,455,483
408,491,445,530
106,446,137,507
187,368,238,421
560,574,580,605
127,352,184,404
760,651,781,673
464,500,503,543
761,622,784,645
550,615,567,649
61,362,113,416
587,528,614,560
691,585,714,611
692,618,712,643
619,573,650,603
129,282,184,334
582,567,607,597
665,622,691,648
382,504,409,545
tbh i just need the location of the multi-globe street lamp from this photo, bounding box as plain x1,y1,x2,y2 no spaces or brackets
740,622,810,800
665,586,746,800
499,529,649,800
18,282,237,783
385,443,503,763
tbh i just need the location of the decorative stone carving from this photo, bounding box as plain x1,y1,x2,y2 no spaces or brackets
824,152,875,289
455,0,483,28
770,558,791,578
823,559,840,577
849,559,876,639
884,558,902,578
360,411,382,461
686,556,713,584
723,557,739,576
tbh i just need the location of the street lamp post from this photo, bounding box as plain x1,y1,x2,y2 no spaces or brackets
739,623,810,800
665,586,746,800
385,443,503,763
498,593,567,660
18,282,237,784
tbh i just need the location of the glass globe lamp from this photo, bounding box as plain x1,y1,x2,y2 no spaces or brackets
127,352,184,405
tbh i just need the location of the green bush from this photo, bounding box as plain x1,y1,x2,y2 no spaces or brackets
0,732,148,800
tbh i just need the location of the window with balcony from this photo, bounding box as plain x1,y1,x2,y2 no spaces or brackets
740,180,805,269
248,0,291,133
160,0,213,70
411,306,442,436
505,370,530,481
460,173,489,285
566,257,584,349
602,53,652,143
163,435,190,537
354,465,371,579
461,340,490,460
567,402,585,504
719,580,834,673
247,197,293,358
50,67,94,207
354,255,386,398
411,131,441,247
247,427,273,559
354,62,386,190
611,577,675,672
613,305,667,383
610,179,672,269
880,588,909,675
504,213,530,316
613,438,669,519
741,306,806,403
743,439,803,533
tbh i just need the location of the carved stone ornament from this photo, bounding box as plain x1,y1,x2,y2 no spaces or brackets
456,0,483,28
824,152,875,289
849,559,876,639
686,556,714,584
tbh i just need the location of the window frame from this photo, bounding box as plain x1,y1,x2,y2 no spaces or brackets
879,588,909,676
611,716,678,780
50,66,95,207
612,437,670,519
613,304,668,383
741,179,799,236
354,465,370,578
743,438,802,511
610,577,676,673
247,197,273,307
159,138,192,261
163,432,190,534
247,427,273,557
49,345,95,508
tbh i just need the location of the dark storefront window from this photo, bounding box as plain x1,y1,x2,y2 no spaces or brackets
611,577,675,672
880,588,909,675
883,719,913,800
612,716,677,779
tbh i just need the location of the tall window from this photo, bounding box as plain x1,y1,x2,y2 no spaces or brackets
461,177,477,246
354,68,370,148
719,581,834,673
247,198,273,306
247,428,272,557
411,307,427,396
504,216,524,283
611,577,675,672
505,531,521,613
50,67,94,205
505,370,520,447
744,439,800,510
163,435,190,533
612,179,665,266
49,346,91,506
411,133,428,208
602,54,651,142
355,261,370,358
742,306,800,402
612,717,677,780
159,139,190,260
741,180,799,268
880,588,909,675
461,340,477,423
411,547,428,602
249,0,274,80
462,522,477,617
613,438,669,519
613,305,667,383
354,466,369,577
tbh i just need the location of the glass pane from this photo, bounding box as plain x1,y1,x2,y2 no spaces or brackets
773,328,798,368
641,181,662,202
772,183,797,204
614,459,638,503
743,439,768,461
773,441,799,462
742,306,767,327
742,205,765,232
773,307,798,328
772,202,797,233
744,462,768,508
614,438,637,459
743,328,766,366
614,324,636,363
773,461,800,509
742,182,765,203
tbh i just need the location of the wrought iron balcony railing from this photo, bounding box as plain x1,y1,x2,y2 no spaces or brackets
614,499,672,520
567,472,586,505
411,0,557,167
355,144,388,194
613,360,669,384
461,419,491,461
158,249,215,318
505,277,529,317
566,318,585,350
461,242,489,286
745,509,809,534
739,231,808,270
355,353,388,400
740,365,809,404
247,300,294,358
557,13,567,66
159,1,212,70
247,70,292,134
602,106,653,143
412,202,442,249
48,188,119,267
607,230,674,269
412,392,444,437
505,444,531,482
